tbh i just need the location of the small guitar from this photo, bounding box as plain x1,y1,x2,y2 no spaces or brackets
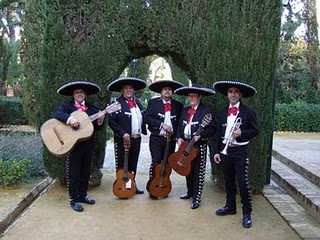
168,113,212,176
113,139,136,199
41,101,121,156
147,133,172,198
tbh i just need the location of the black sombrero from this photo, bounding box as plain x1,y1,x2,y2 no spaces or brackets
213,80,257,98
57,80,100,96
149,79,184,93
174,83,215,96
107,77,146,92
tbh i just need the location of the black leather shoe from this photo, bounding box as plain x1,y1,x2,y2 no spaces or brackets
191,201,200,209
215,206,236,216
180,193,192,200
149,194,158,200
70,201,84,212
136,188,144,194
78,196,95,205
242,214,252,228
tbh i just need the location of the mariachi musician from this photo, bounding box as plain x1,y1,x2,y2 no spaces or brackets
50,80,105,212
174,83,216,209
212,80,258,228
144,79,184,199
108,77,147,194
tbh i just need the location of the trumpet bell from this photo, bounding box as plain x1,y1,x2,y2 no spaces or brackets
220,147,228,156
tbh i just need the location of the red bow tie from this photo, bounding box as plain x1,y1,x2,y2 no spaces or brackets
187,108,196,124
74,103,88,111
127,99,136,109
228,106,238,116
164,103,172,112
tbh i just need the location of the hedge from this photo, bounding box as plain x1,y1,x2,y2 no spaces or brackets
0,96,27,126
274,101,320,132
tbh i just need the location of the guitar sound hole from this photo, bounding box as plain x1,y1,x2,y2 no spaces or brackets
183,150,188,156
72,125,80,130
122,177,129,182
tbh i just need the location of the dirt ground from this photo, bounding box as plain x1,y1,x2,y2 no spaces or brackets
1,171,300,240
2,131,317,239
0,178,44,217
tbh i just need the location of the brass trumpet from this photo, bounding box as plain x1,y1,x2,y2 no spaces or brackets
221,117,242,155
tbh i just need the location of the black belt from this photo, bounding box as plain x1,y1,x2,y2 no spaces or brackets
151,133,166,138
151,133,177,139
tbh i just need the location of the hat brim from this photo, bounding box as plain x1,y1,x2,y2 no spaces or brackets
174,86,215,96
107,77,146,92
149,80,184,93
57,81,100,96
213,80,257,98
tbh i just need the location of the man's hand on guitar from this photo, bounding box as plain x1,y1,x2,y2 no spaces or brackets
69,116,80,129
162,123,172,133
177,138,184,147
123,133,131,149
123,133,131,142
193,134,201,142
97,111,105,125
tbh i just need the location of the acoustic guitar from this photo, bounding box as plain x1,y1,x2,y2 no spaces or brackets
40,101,121,156
168,113,212,176
146,133,172,198
113,139,136,199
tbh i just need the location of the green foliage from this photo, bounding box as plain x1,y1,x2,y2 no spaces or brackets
6,40,22,83
0,131,47,178
0,158,30,186
274,101,320,132
0,36,6,88
277,1,320,104
277,39,320,104
22,0,282,191
0,0,24,87
0,96,27,126
20,0,46,127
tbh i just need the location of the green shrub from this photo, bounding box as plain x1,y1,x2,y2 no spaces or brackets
0,132,47,179
0,158,31,186
0,96,27,126
274,101,320,132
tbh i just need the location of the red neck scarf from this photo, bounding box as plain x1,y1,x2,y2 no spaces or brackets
187,108,196,124
227,106,239,116
127,99,136,109
164,102,172,112
74,103,88,112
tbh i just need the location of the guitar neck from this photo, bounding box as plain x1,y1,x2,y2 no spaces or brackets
160,136,171,175
89,103,119,122
89,109,107,122
122,149,129,180
185,138,196,153
184,125,204,154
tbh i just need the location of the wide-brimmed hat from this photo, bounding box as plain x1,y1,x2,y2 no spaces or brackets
57,80,100,96
174,83,215,96
149,79,184,93
107,77,146,92
213,80,257,98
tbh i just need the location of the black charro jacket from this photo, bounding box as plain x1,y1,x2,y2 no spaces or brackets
108,95,147,138
144,97,183,135
176,103,216,143
216,102,258,153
